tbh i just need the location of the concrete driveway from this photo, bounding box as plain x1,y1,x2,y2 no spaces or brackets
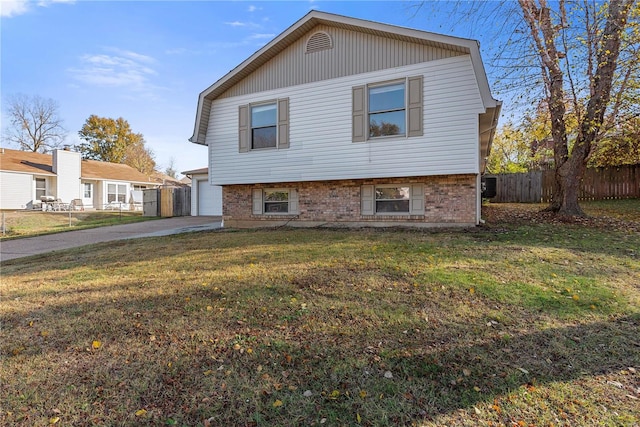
0,216,222,263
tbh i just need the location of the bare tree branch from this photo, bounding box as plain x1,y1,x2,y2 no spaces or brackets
2,94,67,153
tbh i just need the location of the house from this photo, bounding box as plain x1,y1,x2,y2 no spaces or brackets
189,11,501,228
150,171,191,188
181,167,222,216
0,147,158,210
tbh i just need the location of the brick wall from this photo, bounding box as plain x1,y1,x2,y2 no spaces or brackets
223,175,478,227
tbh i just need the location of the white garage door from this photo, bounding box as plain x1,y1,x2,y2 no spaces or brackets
197,180,222,216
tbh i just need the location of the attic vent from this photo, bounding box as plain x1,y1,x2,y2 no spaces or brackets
305,31,333,54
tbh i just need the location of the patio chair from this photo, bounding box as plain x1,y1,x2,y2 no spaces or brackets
52,199,70,211
70,199,84,211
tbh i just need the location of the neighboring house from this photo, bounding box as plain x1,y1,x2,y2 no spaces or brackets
150,171,191,188
189,11,501,228
0,147,157,210
182,167,223,216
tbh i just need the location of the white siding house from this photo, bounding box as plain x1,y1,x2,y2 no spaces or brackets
0,148,157,210
190,11,501,228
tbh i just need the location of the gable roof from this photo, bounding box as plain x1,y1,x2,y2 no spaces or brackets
0,148,55,176
0,148,155,184
190,10,501,148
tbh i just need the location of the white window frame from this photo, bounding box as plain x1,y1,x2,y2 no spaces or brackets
352,76,423,143
35,178,47,200
252,188,299,215
250,101,278,150
83,182,93,199
374,184,411,214
106,182,128,204
361,184,424,216
367,80,406,139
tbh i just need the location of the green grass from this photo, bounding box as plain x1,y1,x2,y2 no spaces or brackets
0,211,157,240
1,201,639,426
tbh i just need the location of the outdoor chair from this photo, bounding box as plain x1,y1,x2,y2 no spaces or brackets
70,199,84,211
52,199,70,211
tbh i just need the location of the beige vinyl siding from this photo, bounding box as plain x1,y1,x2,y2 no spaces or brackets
218,25,463,99
208,56,483,186
0,172,35,209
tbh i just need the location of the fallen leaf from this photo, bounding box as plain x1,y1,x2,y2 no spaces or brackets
92,340,102,349
517,367,529,374
272,399,283,408
384,371,393,379
303,390,313,397
359,390,367,398
49,417,60,424
463,368,471,377
135,409,147,417
357,413,361,423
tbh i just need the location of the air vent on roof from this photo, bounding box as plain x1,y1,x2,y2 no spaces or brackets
305,31,333,54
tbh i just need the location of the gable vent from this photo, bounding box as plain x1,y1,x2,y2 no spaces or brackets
305,31,333,54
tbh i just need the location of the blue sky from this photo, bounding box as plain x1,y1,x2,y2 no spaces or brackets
1,0,501,176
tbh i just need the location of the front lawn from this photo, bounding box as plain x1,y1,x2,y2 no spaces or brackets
0,210,157,240
1,201,638,426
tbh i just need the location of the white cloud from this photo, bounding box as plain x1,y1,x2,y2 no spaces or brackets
1,0,75,17
68,48,163,97
37,0,76,6
247,5,262,13
225,20,247,27
0,1,30,17
224,20,262,29
249,33,275,40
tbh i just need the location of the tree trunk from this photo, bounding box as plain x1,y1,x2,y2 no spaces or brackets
538,0,633,215
557,157,585,216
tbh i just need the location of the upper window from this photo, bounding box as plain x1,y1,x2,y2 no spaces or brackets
352,76,423,143
239,99,289,152
368,83,405,138
251,103,277,149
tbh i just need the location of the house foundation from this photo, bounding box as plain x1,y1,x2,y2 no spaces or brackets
222,175,478,228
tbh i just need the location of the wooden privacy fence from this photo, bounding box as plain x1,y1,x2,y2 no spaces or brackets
487,164,640,203
143,187,191,217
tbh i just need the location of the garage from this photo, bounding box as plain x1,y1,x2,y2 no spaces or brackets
197,179,222,216
183,168,222,216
